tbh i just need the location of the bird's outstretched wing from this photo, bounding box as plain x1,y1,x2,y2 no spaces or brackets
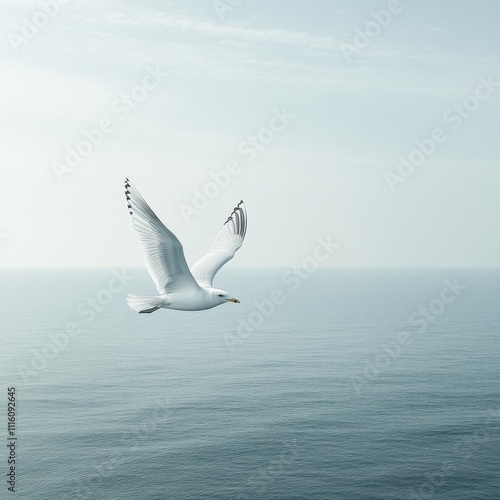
125,179,200,294
190,201,247,288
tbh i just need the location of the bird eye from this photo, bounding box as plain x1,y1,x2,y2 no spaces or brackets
218,294,224,297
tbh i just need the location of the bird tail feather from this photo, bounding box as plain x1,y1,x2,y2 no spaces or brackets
127,294,164,314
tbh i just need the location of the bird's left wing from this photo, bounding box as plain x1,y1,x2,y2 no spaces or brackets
125,179,200,294
190,201,247,288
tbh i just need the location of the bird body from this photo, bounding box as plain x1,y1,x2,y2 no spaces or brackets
128,287,239,313
124,179,246,313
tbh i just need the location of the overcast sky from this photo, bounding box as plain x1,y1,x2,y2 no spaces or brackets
0,0,498,268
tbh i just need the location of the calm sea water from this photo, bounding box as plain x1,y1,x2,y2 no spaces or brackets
1,268,499,499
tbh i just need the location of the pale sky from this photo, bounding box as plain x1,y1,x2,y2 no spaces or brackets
0,0,499,268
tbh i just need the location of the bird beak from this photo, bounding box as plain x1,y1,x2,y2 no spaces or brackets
228,298,240,303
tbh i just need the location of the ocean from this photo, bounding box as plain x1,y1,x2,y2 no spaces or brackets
1,268,499,499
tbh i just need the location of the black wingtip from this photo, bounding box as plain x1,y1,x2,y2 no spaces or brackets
125,179,132,215
222,201,246,231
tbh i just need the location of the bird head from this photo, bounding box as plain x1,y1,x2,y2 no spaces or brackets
211,288,240,305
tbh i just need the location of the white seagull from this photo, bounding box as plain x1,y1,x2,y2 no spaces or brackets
124,179,246,313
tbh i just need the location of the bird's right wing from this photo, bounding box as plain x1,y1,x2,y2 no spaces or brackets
190,201,247,287
125,179,200,294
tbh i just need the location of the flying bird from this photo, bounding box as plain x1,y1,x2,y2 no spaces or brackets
124,179,246,313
